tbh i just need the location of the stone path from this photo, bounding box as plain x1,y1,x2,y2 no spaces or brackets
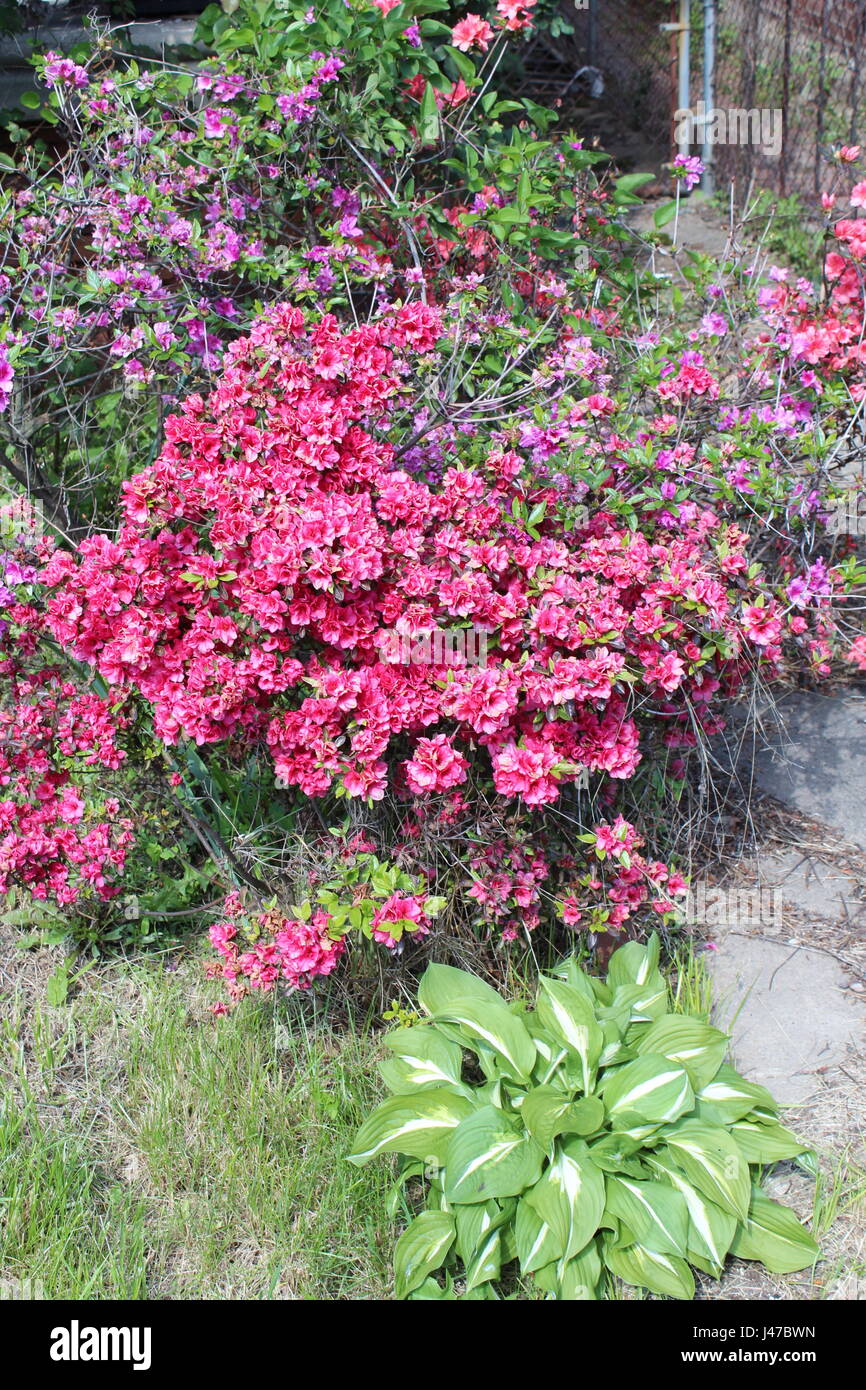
693,692,866,1299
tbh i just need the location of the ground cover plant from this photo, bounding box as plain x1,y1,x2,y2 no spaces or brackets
349,936,819,1300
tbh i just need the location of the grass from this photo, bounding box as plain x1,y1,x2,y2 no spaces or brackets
2,935,863,1301
0,946,395,1299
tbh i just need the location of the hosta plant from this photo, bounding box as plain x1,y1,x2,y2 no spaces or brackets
348,937,819,1299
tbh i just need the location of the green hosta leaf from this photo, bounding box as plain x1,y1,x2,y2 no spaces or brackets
729,1120,811,1165
730,1188,820,1273
515,1197,563,1273
662,1119,751,1222
612,977,668,1024
694,1064,778,1125
564,1096,606,1137
394,1212,456,1299
607,933,661,989
379,1026,467,1095
648,1153,737,1277
536,976,603,1092
559,1240,603,1299
455,1199,497,1267
552,957,598,1005
588,1133,647,1179
636,1015,728,1090
521,1086,575,1150
444,1106,544,1204
464,1226,502,1292
347,1090,473,1165
604,1176,689,1257
418,81,441,145
604,1239,695,1300
526,1141,605,1260
602,1053,694,1127
408,1276,455,1300
419,966,535,1081
520,1089,604,1150
418,963,504,1016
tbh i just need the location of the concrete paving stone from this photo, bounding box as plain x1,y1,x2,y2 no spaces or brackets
707,933,864,1104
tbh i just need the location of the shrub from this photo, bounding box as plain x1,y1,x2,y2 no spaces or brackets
348,936,819,1300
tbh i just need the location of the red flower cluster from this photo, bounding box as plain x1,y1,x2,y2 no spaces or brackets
42,301,753,813
0,654,132,905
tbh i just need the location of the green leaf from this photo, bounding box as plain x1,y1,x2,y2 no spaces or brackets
662,1119,751,1222
729,1188,820,1273
587,1133,647,1178
602,1053,694,1127
419,967,536,1082
515,1197,563,1273
649,1151,737,1277
380,1025,467,1095
653,200,678,228
604,1176,690,1257
604,1239,695,1300
559,1240,603,1299
607,934,661,989
536,976,603,1092
394,1211,456,1299
444,1106,544,1204
526,1141,605,1260
418,81,441,146
347,1090,473,1165
729,1120,811,1165
635,1015,729,1090
694,1064,778,1126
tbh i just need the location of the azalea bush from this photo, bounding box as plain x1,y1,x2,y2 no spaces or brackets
348,938,819,1300
0,0,593,531
2,0,866,976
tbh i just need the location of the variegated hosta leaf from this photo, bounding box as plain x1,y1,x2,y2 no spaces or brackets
536,976,603,1093
526,1140,605,1261
612,978,668,1027
602,1052,694,1127
648,1152,737,1278
694,1063,779,1126
455,1200,499,1268
520,1088,605,1150
347,1089,473,1165
607,933,661,990
729,1119,811,1165
587,1132,648,1179
394,1211,456,1299
520,1086,575,1151
604,1175,690,1257
425,995,539,1078
455,1199,512,1292
515,1196,564,1274
558,1239,603,1300
730,1188,820,1273
418,963,506,1017
635,1015,728,1090
551,956,598,1004
661,1119,751,1222
380,1025,467,1096
604,1237,695,1301
443,1105,544,1204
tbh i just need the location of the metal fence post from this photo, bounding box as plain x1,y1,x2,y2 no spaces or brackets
702,0,716,193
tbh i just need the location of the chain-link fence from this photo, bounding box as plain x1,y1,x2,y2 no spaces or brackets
707,0,866,199
516,1,866,203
